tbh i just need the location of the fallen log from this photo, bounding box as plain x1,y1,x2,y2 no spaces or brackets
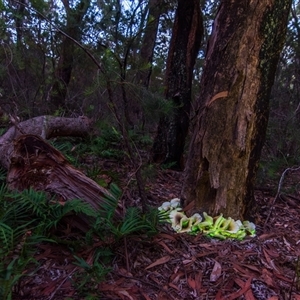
0,116,120,230
0,115,93,169
7,134,111,210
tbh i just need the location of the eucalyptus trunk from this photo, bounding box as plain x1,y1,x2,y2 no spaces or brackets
181,0,291,220
152,0,203,169
50,0,90,111
135,0,163,88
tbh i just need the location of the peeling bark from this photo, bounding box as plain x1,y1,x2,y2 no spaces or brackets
181,0,291,220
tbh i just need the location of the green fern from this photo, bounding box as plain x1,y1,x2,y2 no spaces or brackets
8,189,50,221
93,183,158,239
0,257,25,300
0,166,6,184
97,183,121,219
0,222,13,255
48,198,97,229
0,185,101,299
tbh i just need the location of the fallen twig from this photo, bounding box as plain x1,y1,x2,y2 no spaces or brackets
264,165,300,228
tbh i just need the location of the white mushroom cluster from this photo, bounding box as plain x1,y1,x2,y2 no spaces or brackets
158,199,256,240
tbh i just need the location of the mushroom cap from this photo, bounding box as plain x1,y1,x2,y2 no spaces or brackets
170,198,181,209
227,219,243,233
158,201,171,211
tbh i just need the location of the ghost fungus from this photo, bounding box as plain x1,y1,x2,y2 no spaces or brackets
158,201,171,211
170,198,181,209
157,200,256,240
170,211,186,230
243,220,256,236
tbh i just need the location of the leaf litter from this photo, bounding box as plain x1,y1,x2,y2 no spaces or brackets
12,164,300,299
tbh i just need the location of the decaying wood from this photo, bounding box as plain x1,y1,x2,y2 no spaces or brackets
7,134,110,208
0,116,120,230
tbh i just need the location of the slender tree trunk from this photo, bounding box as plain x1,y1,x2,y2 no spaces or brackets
181,0,291,220
135,0,163,88
15,0,25,50
132,0,166,129
50,0,90,111
152,0,203,169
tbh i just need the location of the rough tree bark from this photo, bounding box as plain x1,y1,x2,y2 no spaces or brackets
152,0,203,169
0,116,119,227
181,0,291,220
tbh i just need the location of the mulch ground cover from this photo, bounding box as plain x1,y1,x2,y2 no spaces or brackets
13,165,300,300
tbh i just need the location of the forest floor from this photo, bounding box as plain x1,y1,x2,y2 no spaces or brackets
14,157,300,300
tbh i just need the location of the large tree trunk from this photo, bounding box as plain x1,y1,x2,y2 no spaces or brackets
181,0,291,220
152,0,203,169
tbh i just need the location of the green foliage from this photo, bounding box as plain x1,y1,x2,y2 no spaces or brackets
50,139,79,166
128,128,153,148
69,182,158,295
256,152,300,190
0,166,6,185
0,256,37,300
0,185,98,298
0,127,7,136
0,179,158,298
92,183,158,240
86,165,107,186
72,248,112,294
161,161,177,170
141,163,157,182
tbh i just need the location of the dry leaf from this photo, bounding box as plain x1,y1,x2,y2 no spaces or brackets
195,271,203,292
187,276,196,289
156,240,174,254
210,260,222,282
244,289,256,300
145,255,170,270
156,233,177,241
227,277,252,300
141,292,152,300
169,282,180,291
117,289,135,300
261,268,274,287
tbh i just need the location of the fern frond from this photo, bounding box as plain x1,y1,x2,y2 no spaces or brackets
46,198,96,229
0,222,13,255
0,168,6,184
97,183,121,219
8,188,48,220
62,199,97,217
119,207,148,235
